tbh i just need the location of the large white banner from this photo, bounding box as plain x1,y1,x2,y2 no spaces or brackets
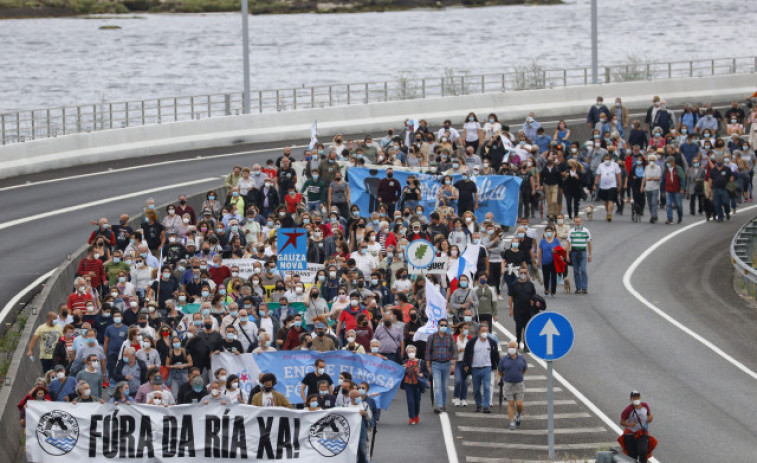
26,401,361,463
223,259,324,283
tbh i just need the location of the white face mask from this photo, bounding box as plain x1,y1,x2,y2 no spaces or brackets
633,399,641,406
407,352,416,359
211,389,220,397
507,347,517,356
347,337,355,343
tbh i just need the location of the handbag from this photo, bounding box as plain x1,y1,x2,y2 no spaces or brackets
725,181,738,197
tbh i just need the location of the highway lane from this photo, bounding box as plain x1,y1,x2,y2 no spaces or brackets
511,209,757,462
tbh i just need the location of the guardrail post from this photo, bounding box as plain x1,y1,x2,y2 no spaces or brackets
293,89,298,110
31,111,35,140
711,59,715,75
754,56,757,72
63,108,67,133
190,96,195,119
563,69,567,86
276,90,280,110
207,95,211,117
77,106,81,132
92,105,97,131
480,75,484,94
258,92,263,113
441,77,445,97
690,60,693,77
125,102,129,127
501,74,505,92
422,79,426,98
329,86,333,107
461,76,465,95
668,62,672,78
16,113,20,141
347,84,351,105
384,82,388,102
1,114,5,145
141,101,145,125
732,57,737,73
364,83,369,104
173,98,178,121
311,87,315,108
158,99,163,122
46,109,51,137
584,68,588,85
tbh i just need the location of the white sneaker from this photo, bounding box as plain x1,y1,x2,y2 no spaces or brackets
461,400,468,407
497,294,504,301
509,420,517,430
453,398,460,407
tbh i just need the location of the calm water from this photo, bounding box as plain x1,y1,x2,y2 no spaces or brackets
1,0,756,113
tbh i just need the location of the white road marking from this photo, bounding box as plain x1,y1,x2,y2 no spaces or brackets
0,144,306,192
453,411,588,420
622,204,757,382
462,441,617,450
458,426,607,435
0,268,56,324
466,458,596,463
0,177,220,231
440,411,460,463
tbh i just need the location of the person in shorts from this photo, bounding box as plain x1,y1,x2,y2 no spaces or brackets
497,340,528,430
594,153,622,221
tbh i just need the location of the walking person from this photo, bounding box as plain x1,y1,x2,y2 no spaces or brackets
685,156,706,215
425,319,456,413
402,345,427,425
708,158,735,222
620,390,655,463
594,153,622,222
452,323,472,407
507,268,536,351
565,216,591,294
462,324,500,414
661,156,686,224
497,340,528,430
561,159,584,219
537,225,561,297
641,154,662,223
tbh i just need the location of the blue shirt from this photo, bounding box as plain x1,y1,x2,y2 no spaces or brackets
680,142,699,165
104,323,129,355
48,377,78,401
539,238,560,265
535,135,552,154
497,354,528,383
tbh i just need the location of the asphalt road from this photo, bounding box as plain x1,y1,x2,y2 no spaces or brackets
4,104,756,462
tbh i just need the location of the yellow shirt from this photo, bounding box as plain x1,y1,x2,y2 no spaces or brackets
34,323,63,359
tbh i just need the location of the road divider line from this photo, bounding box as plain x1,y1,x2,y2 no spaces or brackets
622,204,757,382
0,144,307,192
0,177,220,231
0,268,56,324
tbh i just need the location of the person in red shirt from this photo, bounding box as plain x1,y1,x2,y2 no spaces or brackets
283,314,306,350
77,246,106,290
284,186,303,214
208,255,231,286
67,277,94,311
175,194,196,225
88,218,116,247
337,295,370,339
261,160,278,180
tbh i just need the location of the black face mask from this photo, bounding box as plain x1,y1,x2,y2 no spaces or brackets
357,282,364,288
204,323,213,330
263,386,273,392
384,320,392,327
341,388,349,395
317,332,325,337
179,200,187,205
387,173,393,178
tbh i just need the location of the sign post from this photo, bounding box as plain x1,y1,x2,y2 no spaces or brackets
524,312,575,461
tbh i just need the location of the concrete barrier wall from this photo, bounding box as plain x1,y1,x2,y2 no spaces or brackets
0,189,225,463
1,73,755,179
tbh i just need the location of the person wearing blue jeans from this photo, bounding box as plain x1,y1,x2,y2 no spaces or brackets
453,353,469,406
661,156,686,224
566,217,591,294
712,188,732,222
709,162,735,222
462,325,500,413
426,319,456,413
641,154,662,223
402,345,425,425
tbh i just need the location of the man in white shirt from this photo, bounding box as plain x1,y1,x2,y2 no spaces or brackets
594,153,622,222
640,153,663,223
437,120,461,145
350,247,378,278
234,309,258,353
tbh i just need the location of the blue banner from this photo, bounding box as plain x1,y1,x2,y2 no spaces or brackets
277,228,308,271
255,351,405,409
347,167,522,226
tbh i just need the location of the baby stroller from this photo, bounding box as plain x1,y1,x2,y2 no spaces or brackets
631,199,643,222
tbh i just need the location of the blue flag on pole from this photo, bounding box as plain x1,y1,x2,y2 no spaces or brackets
347,167,522,226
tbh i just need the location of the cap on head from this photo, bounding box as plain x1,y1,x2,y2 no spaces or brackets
630,390,641,398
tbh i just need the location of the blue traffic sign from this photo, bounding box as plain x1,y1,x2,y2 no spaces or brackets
524,312,574,361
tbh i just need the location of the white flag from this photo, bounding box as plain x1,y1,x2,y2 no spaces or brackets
414,279,447,342
309,120,318,149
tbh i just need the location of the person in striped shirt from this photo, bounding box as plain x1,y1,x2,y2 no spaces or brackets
565,217,592,294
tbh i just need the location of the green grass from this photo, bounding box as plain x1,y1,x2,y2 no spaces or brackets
0,311,29,385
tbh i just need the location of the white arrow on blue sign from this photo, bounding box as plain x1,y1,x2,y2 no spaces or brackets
524,312,574,361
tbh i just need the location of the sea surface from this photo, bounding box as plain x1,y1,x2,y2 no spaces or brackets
1,0,756,113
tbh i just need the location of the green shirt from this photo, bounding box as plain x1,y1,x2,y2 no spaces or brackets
301,178,326,202
104,261,131,286
567,226,591,250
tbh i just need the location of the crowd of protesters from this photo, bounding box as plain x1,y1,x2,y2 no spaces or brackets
20,94,757,463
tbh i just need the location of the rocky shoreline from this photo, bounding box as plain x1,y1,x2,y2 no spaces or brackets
0,0,561,19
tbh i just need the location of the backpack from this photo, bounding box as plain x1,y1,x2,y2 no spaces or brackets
530,294,547,313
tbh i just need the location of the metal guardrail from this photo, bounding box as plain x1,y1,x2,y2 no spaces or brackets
2,55,757,145
730,215,757,298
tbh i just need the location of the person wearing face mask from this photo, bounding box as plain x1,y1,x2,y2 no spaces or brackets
401,344,428,425
310,322,337,352
252,176,280,219
537,227,561,297
462,324,499,414
449,275,479,323
300,359,334,403
454,170,479,216
594,153,622,221
497,340,528,430
78,245,107,291
587,96,611,128
685,155,707,216
376,167,402,216
425,319,455,413
146,267,179,311
619,391,656,462
660,156,686,224
707,155,735,222
250,373,291,408
508,269,536,351
452,323,472,407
